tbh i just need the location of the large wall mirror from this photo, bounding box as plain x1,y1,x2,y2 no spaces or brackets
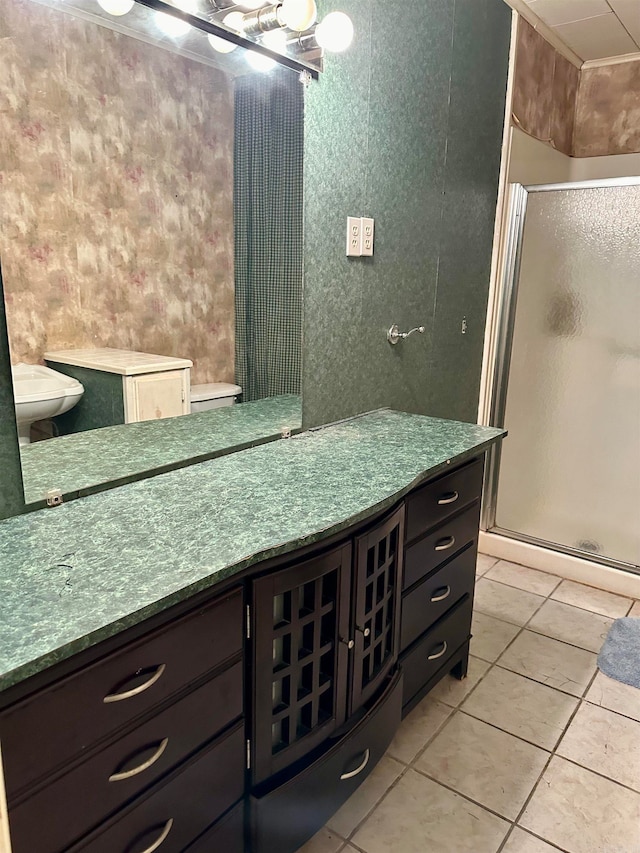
0,0,309,506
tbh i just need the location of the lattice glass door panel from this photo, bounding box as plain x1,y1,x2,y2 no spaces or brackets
252,544,351,785
350,505,405,715
496,183,640,568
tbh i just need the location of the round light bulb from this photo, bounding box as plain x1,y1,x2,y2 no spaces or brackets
155,0,199,38
246,49,276,72
207,33,237,53
96,0,134,16
315,10,354,52
277,0,317,32
223,10,246,32
262,28,287,53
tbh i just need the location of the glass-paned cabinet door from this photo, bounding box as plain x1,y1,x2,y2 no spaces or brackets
350,506,405,715
251,544,352,785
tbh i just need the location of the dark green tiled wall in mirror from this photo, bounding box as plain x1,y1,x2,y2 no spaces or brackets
303,0,511,428
0,271,24,521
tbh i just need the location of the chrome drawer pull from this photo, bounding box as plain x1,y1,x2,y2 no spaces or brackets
104,664,166,704
109,737,169,783
430,585,451,603
340,748,370,781
437,491,459,506
136,818,174,853
434,536,456,552
428,641,448,661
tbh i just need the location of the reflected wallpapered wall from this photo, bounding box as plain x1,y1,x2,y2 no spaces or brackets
0,0,235,386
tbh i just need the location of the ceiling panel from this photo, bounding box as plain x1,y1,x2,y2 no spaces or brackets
554,12,639,58
608,0,640,45
526,0,611,27
520,0,640,59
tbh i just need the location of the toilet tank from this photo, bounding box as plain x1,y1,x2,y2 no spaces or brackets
190,383,242,413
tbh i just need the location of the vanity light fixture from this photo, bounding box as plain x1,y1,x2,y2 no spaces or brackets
96,0,135,15
155,0,200,36
206,0,351,71
315,10,353,52
104,0,354,75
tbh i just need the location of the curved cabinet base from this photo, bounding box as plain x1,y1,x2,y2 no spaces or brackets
250,670,403,853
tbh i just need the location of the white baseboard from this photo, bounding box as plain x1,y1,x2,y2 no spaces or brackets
479,531,640,600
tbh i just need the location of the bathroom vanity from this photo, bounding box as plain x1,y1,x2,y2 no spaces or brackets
44,348,193,433
0,410,503,853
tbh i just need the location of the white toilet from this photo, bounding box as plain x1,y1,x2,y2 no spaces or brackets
12,363,84,445
190,382,242,413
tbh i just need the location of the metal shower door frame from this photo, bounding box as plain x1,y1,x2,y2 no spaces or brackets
481,176,640,574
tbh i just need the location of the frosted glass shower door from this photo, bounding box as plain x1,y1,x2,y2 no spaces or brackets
495,182,640,568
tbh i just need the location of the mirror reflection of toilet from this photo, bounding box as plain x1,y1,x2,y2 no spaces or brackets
190,383,242,413
11,363,84,445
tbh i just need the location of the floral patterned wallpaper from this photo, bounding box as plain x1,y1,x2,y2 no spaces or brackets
0,0,235,385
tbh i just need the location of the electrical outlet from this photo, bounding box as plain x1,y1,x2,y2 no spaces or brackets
361,217,374,256
346,217,362,257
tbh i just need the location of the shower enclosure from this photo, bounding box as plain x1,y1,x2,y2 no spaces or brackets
484,179,640,573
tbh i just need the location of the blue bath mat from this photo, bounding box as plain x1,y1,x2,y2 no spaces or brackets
598,618,640,689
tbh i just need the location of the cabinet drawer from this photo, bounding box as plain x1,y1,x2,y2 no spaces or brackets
251,670,403,853
9,661,243,853
401,597,473,709
401,547,475,652
67,721,245,853
185,802,244,853
403,503,480,591
1,588,242,799
406,459,483,543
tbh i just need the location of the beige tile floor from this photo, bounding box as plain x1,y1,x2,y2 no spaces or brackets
300,555,640,853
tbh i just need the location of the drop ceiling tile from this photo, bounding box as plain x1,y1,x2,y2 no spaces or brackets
554,12,638,58
607,0,640,48
527,0,610,27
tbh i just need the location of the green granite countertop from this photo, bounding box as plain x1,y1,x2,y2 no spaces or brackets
0,409,504,694
20,394,301,505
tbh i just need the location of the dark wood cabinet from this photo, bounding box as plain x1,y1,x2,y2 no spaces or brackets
250,671,403,853
0,454,488,853
2,588,246,853
251,543,352,785
350,506,404,714
249,505,405,853
250,504,405,788
400,458,484,715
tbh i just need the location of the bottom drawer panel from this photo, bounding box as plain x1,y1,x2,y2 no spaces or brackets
251,670,403,853
68,721,245,853
400,596,473,708
185,801,244,853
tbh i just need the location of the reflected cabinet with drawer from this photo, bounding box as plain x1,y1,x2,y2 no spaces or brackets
0,456,486,853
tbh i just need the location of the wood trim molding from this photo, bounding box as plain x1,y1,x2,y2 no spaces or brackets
0,744,12,853
582,52,640,69
502,0,583,69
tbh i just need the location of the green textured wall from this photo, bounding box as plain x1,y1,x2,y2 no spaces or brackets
302,0,511,428
0,268,25,520
45,363,125,434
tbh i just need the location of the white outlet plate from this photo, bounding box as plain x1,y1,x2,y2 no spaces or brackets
361,217,374,256
346,217,361,257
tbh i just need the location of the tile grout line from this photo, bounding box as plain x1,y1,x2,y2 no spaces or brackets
480,571,632,620
475,570,615,658
497,666,602,853
323,564,636,853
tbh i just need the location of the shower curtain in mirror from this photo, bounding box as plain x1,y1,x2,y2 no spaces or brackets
234,69,303,402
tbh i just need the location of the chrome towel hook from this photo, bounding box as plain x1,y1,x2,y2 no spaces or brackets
387,324,425,345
